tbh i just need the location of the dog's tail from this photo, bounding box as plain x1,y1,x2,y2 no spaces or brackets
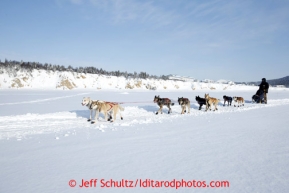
119,105,125,111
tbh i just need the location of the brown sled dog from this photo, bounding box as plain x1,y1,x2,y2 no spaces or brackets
233,96,245,107
204,94,220,111
81,97,124,123
178,97,190,114
153,95,174,115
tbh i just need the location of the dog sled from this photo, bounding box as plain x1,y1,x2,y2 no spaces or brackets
252,89,265,104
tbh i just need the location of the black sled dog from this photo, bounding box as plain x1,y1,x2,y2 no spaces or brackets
223,95,232,106
195,95,207,110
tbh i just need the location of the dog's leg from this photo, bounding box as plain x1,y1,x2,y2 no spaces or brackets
107,111,112,121
90,110,96,124
118,108,123,120
88,110,92,122
156,105,160,115
104,111,108,122
91,109,99,124
108,111,113,122
109,109,115,122
156,104,161,115
112,110,117,122
167,104,171,114
109,110,114,120
96,110,100,121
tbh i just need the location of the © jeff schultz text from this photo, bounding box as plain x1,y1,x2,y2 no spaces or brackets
68,179,230,189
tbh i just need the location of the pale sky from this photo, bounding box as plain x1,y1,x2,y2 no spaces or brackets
1,0,289,81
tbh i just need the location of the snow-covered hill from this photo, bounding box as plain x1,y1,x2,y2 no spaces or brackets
0,68,279,91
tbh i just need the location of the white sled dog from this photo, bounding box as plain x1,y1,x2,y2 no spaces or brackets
81,97,124,123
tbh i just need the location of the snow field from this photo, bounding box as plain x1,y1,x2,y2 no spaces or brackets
0,89,289,193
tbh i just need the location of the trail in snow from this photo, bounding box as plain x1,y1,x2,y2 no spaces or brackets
0,92,90,106
1,98,289,140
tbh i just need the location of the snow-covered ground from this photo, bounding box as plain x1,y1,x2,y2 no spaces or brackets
1,89,289,193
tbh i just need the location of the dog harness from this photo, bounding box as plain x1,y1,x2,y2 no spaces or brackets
87,100,99,110
105,102,118,111
88,101,96,110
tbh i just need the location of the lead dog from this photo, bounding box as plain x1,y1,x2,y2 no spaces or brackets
204,94,219,111
153,95,174,115
233,96,244,107
81,97,124,123
178,97,190,114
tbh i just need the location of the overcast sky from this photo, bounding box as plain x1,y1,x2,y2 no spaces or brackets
1,0,288,82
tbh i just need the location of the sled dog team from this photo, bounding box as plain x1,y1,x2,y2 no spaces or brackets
82,94,245,124
154,94,244,115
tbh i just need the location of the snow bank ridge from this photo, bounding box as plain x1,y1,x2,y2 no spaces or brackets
0,68,262,91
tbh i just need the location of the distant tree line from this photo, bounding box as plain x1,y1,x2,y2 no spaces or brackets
246,76,289,87
0,58,169,80
236,77,288,88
